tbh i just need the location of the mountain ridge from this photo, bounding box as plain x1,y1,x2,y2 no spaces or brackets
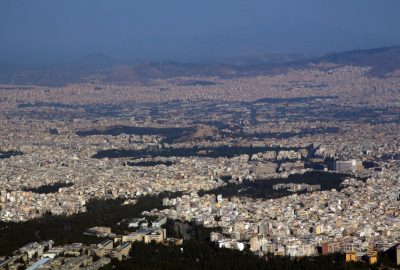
0,45,399,86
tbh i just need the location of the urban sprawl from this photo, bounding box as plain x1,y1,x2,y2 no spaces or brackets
0,65,400,269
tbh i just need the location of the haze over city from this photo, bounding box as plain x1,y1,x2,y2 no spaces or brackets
0,1,400,270
1,0,400,64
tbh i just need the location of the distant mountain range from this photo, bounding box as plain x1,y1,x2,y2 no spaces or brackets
315,46,400,76
0,46,399,86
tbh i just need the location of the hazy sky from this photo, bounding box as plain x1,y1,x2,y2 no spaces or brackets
1,0,400,64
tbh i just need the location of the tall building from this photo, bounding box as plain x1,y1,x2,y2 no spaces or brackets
94,240,113,257
334,160,363,172
321,242,341,255
249,236,262,252
110,242,132,261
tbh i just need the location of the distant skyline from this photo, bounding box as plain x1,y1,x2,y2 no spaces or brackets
1,0,400,65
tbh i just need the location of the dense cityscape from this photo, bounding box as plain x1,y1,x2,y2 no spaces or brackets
1,1,400,269
0,57,399,269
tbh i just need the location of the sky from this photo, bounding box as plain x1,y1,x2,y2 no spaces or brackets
1,0,400,65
